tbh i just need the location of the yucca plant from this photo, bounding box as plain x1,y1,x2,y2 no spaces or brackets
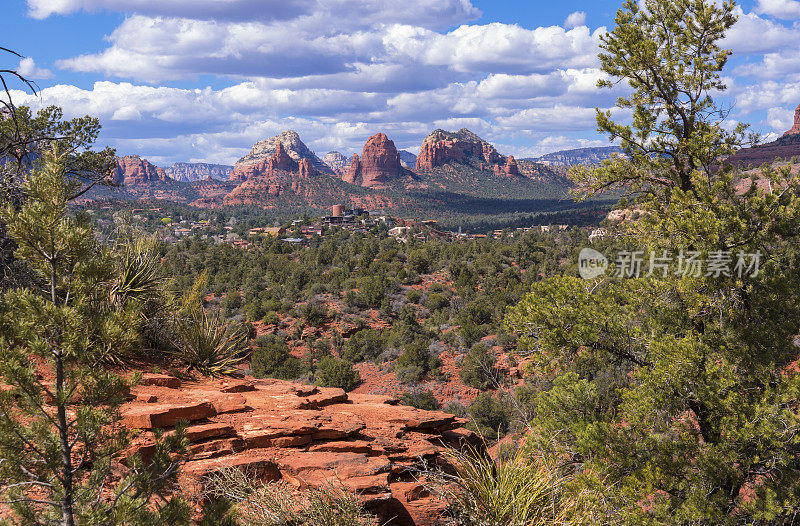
175,310,248,376
428,444,589,526
110,234,162,309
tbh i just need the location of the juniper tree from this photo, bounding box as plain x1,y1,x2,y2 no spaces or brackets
0,147,190,525
507,1,800,522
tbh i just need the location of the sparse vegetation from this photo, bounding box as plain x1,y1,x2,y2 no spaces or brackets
204,468,372,526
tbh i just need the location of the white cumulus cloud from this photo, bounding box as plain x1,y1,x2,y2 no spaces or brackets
564,11,587,29
16,57,53,79
755,0,800,19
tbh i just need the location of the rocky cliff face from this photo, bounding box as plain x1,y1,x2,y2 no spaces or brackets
231,131,331,181
165,162,232,182
343,133,407,188
111,155,169,185
415,128,501,171
504,156,520,177
783,103,800,137
322,151,350,176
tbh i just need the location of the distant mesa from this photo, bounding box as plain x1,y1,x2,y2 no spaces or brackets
532,146,623,167
398,150,417,168
322,151,350,176
231,130,332,182
111,155,169,185
343,132,411,188
727,103,800,168
165,162,232,182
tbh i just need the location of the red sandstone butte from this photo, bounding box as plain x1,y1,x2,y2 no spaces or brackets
111,155,169,185
344,133,404,188
783,103,800,137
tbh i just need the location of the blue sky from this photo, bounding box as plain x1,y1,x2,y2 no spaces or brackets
2,0,799,166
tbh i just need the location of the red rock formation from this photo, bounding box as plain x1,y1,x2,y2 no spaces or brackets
267,141,296,172
120,373,477,524
415,129,500,171
783,103,800,137
111,155,169,185
504,155,520,176
298,158,313,177
343,154,361,185
359,133,403,188
482,142,500,164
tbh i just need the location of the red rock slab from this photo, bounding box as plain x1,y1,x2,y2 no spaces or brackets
218,379,256,393
241,391,313,412
325,402,454,434
305,387,347,407
347,393,399,405
309,440,380,455
311,411,365,440
210,394,248,415
389,481,447,526
240,411,330,447
138,373,181,389
252,379,318,397
387,438,439,462
181,422,235,443
272,435,312,448
122,401,214,429
276,451,391,494
241,428,292,449
189,437,244,459
403,411,457,432
438,427,482,448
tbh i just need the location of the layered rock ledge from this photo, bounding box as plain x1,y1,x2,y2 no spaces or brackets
123,373,480,525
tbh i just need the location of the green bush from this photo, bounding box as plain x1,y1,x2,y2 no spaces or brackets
407,289,422,304
220,292,243,316
315,356,360,391
406,249,431,274
426,292,450,311
396,340,441,383
397,341,438,371
251,335,307,380
467,392,510,439
400,390,440,410
458,344,497,390
341,329,385,362
299,303,328,327
261,311,280,325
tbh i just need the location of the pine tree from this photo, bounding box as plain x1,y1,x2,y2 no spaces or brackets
507,1,800,522
0,147,191,525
